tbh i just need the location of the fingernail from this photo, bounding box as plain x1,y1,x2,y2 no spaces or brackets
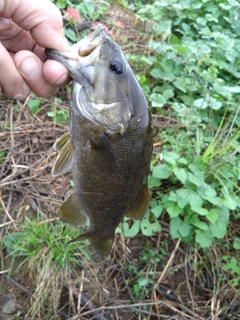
53,72,68,85
20,57,41,79
13,83,31,101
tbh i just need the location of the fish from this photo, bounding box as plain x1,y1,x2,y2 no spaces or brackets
45,24,153,256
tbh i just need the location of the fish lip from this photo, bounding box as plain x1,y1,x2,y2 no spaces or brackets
77,24,106,57
45,24,106,63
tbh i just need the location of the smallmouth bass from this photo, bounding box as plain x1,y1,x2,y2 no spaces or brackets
45,25,153,256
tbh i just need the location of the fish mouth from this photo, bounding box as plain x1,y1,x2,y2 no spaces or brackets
45,24,106,63
77,24,105,57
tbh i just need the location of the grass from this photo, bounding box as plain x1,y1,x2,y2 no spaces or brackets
3,217,91,318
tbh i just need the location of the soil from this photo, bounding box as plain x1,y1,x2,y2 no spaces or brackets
1,1,240,320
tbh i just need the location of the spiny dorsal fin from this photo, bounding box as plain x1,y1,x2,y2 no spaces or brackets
52,137,73,176
125,184,150,220
59,194,87,227
54,132,71,151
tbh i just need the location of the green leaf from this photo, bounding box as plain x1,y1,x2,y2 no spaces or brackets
170,217,191,238
173,79,187,93
148,175,161,188
163,152,180,165
173,167,187,184
205,196,222,206
179,222,191,237
194,221,209,230
163,89,174,100
150,69,175,81
193,98,208,109
187,172,205,187
170,217,182,238
191,206,208,216
198,183,217,199
0,151,6,164
168,191,177,202
176,189,200,208
150,93,167,107
189,197,203,208
222,258,240,274
223,196,238,210
195,230,213,248
233,238,240,250
47,111,55,117
210,220,227,239
167,204,182,218
152,164,171,179
28,99,40,114
206,209,218,224
151,205,163,218
138,277,149,287
64,27,78,42
123,220,140,237
173,44,187,54
141,219,161,236
54,0,66,9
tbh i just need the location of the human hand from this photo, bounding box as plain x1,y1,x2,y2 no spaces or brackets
0,0,71,100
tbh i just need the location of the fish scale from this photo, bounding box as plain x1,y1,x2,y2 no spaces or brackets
45,24,153,256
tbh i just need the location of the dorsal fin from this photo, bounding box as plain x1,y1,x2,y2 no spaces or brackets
52,136,73,176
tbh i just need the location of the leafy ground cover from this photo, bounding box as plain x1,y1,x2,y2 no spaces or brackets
0,0,240,319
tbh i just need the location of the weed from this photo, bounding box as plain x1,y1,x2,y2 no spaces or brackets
3,216,90,318
27,99,41,114
0,150,7,165
47,98,69,123
127,0,240,249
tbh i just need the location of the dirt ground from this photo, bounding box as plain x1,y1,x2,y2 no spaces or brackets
1,2,240,320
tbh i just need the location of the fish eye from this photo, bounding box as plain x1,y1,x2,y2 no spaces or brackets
109,59,124,75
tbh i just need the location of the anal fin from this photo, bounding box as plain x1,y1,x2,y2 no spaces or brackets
59,194,87,227
70,233,114,256
125,184,150,220
52,136,73,175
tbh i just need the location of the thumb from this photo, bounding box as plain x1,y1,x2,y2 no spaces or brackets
0,0,70,51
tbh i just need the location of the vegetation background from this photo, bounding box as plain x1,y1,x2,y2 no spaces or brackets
0,0,239,319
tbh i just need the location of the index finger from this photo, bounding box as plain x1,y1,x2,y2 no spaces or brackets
0,0,70,51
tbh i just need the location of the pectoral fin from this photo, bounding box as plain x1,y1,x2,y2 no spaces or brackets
59,194,87,227
90,129,116,170
70,233,114,256
125,184,150,219
54,132,71,151
52,137,73,175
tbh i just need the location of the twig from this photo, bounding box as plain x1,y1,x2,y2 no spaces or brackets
185,248,195,319
37,217,60,225
0,220,15,228
70,300,193,320
2,274,70,319
154,238,181,288
80,292,109,320
0,189,15,224
77,269,84,313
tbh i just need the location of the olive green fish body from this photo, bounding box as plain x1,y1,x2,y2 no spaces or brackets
70,91,152,240
45,25,153,255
